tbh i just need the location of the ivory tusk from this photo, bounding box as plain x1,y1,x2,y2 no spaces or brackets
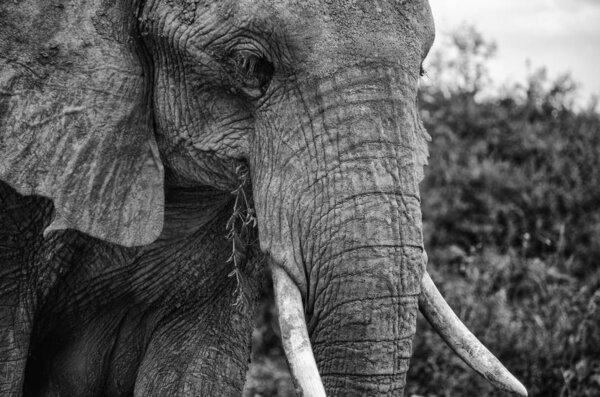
419,271,528,397
271,265,327,397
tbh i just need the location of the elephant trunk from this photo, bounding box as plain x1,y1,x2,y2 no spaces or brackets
273,186,424,396
313,186,426,394
272,191,424,396
253,67,427,396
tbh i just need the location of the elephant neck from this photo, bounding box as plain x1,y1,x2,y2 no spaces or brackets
158,185,234,243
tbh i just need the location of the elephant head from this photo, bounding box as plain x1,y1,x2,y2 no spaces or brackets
0,0,526,395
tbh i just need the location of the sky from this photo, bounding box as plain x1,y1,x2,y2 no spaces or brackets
427,0,600,104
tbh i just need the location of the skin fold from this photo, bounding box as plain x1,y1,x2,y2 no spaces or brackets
0,0,438,396
1,182,263,395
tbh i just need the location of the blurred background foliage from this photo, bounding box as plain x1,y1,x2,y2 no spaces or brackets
244,26,600,397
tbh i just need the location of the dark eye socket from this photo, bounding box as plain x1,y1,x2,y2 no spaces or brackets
232,52,274,99
419,65,426,77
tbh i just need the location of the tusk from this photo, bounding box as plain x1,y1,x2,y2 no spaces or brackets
419,271,528,397
271,264,327,397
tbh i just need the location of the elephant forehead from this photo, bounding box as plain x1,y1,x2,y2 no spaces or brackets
234,0,435,77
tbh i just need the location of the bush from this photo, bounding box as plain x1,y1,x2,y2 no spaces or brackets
410,27,600,397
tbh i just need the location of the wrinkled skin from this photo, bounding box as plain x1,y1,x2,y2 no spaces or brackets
0,0,434,396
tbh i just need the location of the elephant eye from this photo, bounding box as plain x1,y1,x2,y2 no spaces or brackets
232,52,274,99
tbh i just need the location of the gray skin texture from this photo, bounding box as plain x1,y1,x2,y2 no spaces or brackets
0,0,435,396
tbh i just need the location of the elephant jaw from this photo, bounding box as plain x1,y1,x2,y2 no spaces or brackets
270,258,528,397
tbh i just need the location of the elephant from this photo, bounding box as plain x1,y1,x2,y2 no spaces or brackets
0,0,527,396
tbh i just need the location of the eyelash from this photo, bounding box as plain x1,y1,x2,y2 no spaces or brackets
419,66,426,77
230,51,275,99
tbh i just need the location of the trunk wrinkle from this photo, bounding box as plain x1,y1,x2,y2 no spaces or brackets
318,244,424,265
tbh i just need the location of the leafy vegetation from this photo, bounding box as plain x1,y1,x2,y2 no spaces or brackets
245,26,600,397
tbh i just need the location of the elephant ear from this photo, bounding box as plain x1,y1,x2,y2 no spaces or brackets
0,0,164,247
